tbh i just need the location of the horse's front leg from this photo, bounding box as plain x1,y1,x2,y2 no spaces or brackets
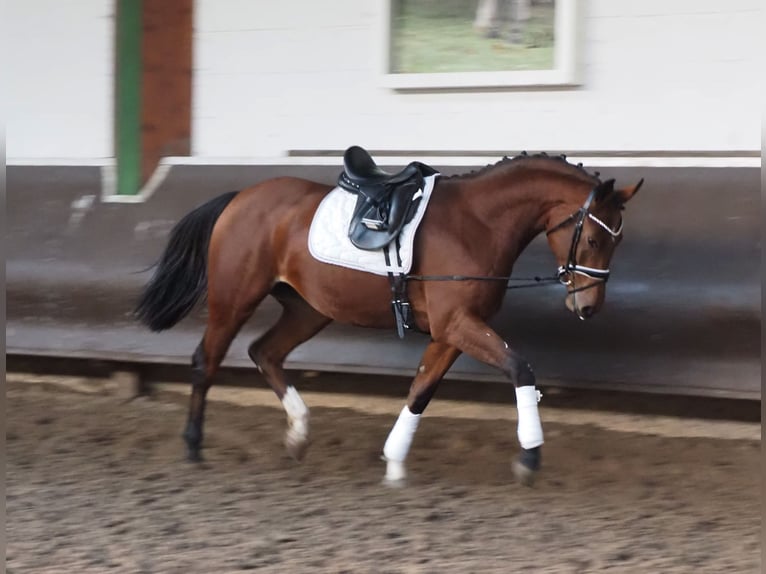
439,313,544,486
382,341,461,486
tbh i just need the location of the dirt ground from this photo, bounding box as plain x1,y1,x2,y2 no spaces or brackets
6,376,761,574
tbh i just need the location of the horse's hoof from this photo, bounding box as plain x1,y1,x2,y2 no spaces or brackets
513,459,538,487
382,476,407,488
187,449,203,463
285,435,310,462
381,458,407,487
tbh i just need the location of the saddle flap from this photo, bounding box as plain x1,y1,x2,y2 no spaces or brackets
348,179,423,250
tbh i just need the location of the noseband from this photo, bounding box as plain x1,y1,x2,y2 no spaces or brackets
546,187,623,294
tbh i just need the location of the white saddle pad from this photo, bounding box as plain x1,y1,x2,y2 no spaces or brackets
308,174,438,276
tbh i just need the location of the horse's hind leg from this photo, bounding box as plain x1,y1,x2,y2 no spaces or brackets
247,286,331,461
184,341,212,461
184,311,253,462
382,341,461,485
184,267,273,461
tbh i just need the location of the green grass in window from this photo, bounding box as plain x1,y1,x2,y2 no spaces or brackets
391,3,555,74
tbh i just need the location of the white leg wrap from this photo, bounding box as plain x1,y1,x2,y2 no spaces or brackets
384,460,407,483
383,406,421,463
282,386,309,442
515,386,544,449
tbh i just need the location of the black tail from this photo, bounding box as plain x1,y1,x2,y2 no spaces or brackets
135,191,239,331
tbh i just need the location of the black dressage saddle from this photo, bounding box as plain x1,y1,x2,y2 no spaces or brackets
338,146,438,250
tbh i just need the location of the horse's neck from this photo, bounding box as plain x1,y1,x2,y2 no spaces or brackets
455,173,568,259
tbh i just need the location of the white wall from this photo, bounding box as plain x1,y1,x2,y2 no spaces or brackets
194,0,760,157
7,0,113,160
5,1,758,162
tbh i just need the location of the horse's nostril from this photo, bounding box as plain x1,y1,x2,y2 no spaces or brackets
581,306,595,318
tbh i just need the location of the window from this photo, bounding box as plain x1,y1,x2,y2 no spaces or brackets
382,0,581,90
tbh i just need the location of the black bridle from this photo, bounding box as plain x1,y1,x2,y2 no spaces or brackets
545,186,623,295
406,185,622,293
390,185,623,334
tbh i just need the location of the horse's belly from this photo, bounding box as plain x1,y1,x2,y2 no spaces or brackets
284,260,400,329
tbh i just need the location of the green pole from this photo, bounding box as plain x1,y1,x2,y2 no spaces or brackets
115,0,142,195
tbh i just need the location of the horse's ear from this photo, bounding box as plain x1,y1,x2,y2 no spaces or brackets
615,178,643,205
594,178,615,202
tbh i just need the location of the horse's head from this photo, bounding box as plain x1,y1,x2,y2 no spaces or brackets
545,178,643,320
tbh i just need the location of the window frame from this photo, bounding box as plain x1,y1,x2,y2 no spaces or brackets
380,0,582,90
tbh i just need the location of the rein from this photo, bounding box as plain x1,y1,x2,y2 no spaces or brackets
404,186,622,295
383,183,622,336
404,273,598,294
405,273,561,290
389,272,563,338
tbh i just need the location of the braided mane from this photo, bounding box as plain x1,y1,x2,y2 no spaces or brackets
445,152,602,185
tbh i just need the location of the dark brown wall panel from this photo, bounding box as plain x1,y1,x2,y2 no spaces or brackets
141,0,193,185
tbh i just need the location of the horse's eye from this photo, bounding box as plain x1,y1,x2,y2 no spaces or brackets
587,237,599,249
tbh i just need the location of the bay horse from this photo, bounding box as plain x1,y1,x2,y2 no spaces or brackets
136,151,642,486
